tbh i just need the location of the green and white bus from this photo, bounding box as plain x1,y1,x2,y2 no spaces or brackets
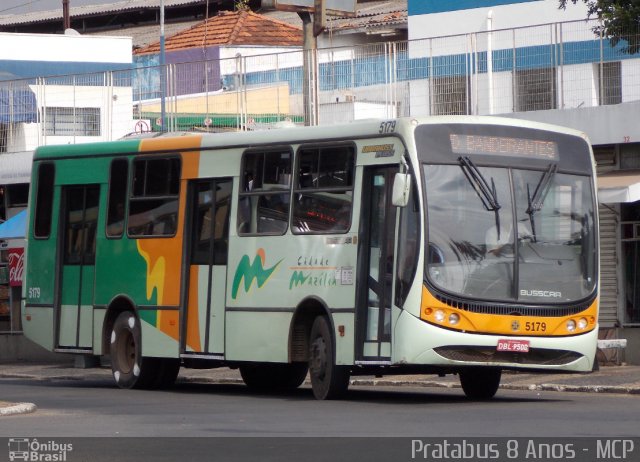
22,116,599,399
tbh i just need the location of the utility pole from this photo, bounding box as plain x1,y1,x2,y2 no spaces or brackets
299,0,325,126
160,0,166,131
62,0,70,30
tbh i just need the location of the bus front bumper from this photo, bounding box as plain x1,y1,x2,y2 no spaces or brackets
394,310,598,373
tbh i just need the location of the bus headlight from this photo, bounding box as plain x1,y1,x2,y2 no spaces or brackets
577,318,588,330
448,313,460,325
566,320,577,332
434,310,445,322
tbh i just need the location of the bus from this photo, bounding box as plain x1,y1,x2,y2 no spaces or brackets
22,116,599,400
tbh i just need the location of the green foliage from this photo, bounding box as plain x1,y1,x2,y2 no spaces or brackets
559,0,640,54
234,0,250,11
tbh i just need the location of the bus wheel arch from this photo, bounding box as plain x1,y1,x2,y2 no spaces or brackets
102,295,137,357
289,297,332,363
103,298,179,390
290,298,350,400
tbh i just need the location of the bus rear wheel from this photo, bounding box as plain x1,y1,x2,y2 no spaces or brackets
308,316,350,400
459,367,501,400
110,311,158,389
239,363,308,390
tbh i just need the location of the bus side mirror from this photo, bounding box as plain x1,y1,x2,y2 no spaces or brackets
392,173,411,207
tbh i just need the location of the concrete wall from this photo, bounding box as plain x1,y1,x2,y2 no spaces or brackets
502,100,640,145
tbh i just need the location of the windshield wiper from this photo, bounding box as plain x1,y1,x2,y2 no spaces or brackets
458,156,502,239
526,163,558,242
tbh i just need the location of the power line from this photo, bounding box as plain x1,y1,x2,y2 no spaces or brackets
0,0,47,14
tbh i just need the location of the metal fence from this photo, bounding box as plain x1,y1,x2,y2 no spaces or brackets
1,18,639,154
0,18,640,333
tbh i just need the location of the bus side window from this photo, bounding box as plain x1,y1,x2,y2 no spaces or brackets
128,157,181,238
292,144,355,234
395,175,420,306
106,158,128,238
237,149,291,236
34,163,55,239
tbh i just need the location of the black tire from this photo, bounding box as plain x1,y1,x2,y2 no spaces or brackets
152,358,181,389
110,311,158,389
308,316,350,400
459,368,502,400
240,362,308,390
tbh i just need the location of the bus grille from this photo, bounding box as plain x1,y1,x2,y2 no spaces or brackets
433,293,594,317
434,346,582,366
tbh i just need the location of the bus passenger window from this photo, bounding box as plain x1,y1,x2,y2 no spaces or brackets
34,163,55,238
292,145,354,234
237,149,291,235
128,157,181,237
106,158,128,238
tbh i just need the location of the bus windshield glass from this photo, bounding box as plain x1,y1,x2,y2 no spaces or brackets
424,163,596,304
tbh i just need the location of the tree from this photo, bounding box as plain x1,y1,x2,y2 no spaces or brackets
559,0,640,54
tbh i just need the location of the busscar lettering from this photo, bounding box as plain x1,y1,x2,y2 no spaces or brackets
520,289,562,298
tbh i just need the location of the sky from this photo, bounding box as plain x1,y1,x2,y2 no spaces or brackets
1,0,117,15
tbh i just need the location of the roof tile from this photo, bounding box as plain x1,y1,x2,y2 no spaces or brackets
134,10,302,55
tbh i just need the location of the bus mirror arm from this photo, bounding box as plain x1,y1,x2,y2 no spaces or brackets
392,173,411,207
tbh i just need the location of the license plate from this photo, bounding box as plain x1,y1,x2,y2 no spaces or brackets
497,339,530,353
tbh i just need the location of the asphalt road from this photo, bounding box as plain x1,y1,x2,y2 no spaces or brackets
1,377,639,461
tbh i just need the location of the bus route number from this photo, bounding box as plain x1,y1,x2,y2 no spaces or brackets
28,287,41,299
379,120,396,134
525,321,547,332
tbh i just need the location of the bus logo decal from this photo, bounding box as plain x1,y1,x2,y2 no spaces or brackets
289,271,311,289
232,248,282,299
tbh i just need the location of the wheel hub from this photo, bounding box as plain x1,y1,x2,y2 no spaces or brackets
310,336,327,380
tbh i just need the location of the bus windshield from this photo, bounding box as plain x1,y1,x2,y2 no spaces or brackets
424,163,596,304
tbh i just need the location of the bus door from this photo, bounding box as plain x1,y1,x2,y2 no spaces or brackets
56,185,99,350
357,166,398,362
182,178,232,358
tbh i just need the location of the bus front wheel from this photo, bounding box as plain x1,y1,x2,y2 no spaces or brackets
308,316,350,400
459,367,501,400
110,311,158,389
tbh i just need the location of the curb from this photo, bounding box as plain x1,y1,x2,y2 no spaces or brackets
348,378,640,395
0,402,37,416
4,372,640,395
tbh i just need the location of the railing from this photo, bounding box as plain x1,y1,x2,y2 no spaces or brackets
0,18,638,154
0,18,639,334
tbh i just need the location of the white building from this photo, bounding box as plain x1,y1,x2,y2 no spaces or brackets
0,31,133,337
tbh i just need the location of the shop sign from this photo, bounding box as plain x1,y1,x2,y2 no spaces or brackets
8,247,24,287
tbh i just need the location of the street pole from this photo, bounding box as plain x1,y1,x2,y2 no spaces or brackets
160,0,166,131
62,0,70,30
299,12,317,126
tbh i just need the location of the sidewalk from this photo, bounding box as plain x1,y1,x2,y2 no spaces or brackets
1,361,640,415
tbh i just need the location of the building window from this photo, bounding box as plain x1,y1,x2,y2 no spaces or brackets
292,144,354,234
621,203,640,324
44,107,101,136
620,143,640,170
431,75,468,115
237,149,292,235
5,184,28,208
515,67,556,112
597,61,622,106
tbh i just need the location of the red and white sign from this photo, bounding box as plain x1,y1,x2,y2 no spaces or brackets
497,339,530,353
8,247,24,287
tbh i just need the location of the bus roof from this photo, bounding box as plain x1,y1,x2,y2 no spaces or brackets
32,116,588,162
